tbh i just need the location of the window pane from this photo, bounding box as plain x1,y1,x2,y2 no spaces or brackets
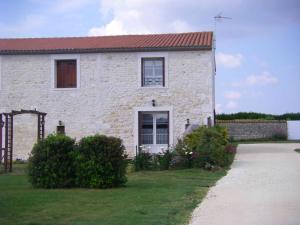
141,114,153,144
142,58,164,86
154,60,163,67
156,113,168,144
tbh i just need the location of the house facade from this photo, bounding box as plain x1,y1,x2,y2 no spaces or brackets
0,32,215,159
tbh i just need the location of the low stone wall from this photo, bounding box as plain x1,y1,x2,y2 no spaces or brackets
217,120,287,140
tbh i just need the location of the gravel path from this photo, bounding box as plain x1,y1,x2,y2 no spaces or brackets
189,143,300,225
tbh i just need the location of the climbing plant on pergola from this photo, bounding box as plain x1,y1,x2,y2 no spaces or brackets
0,109,46,172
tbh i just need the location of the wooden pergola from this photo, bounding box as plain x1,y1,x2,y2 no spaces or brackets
0,109,46,172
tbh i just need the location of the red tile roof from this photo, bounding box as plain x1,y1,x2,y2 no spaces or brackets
0,32,213,54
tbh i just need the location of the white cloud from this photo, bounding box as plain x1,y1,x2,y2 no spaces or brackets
245,72,278,85
216,52,243,68
226,101,238,110
224,91,241,100
170,20,195,33
88,0,201,36
89,20,129,36
233,71,278,87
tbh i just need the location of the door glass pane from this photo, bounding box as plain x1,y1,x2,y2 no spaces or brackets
156,113,168,144
141,114,153,144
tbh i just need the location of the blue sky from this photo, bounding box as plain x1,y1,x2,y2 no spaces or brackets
0,0,299,114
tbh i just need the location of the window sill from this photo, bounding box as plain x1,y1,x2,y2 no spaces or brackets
138,86,168,90
51,88,80,91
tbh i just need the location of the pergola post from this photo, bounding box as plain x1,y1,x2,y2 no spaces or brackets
0,109,46,173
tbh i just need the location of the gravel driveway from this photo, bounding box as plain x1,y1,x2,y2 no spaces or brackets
189,143,300,225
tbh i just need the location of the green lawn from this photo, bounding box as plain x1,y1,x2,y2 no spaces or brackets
0,164,226,225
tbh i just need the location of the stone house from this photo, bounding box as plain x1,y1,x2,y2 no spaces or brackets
0,32,216,159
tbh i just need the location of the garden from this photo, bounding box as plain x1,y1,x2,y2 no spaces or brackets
0,126,236,225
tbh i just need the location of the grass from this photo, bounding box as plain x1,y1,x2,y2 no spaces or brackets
0,164,226,225
295,149,300,153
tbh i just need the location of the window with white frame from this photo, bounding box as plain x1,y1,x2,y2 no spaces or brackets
51,55,80,89
141,57,165,87
55,60,77,88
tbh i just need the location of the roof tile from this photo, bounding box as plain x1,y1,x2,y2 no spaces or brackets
0,31,213,54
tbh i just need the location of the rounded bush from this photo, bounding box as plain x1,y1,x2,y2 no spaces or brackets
174,126,235,168
28,134,76,188
74,134,127,188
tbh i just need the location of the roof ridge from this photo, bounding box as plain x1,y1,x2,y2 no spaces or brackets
0,31,213,40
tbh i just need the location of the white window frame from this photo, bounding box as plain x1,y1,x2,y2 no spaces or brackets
51,54,80,90
137,52,168,89
140,112,169,145
134,106,173,154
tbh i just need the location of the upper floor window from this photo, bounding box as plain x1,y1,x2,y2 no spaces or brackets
141,57,165,87
56,60,77,88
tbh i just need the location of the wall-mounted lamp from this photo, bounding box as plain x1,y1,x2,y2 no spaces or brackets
152,99,156,107
185,118,190,129
57,120,65,135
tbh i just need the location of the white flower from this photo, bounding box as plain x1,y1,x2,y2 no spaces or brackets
189,152,193,155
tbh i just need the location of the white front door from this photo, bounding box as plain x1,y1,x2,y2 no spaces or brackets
139,112,169,153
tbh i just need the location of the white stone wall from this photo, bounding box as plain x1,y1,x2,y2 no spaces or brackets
0,50,214,159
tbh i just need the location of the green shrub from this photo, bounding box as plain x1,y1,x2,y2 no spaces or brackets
195,126,229,167
223,144,237,166
134,147,174,171
157,150,173,170
170,139,193,168
134,148,153,171
173,126,235,169
74,134,127,188
28,134,76,188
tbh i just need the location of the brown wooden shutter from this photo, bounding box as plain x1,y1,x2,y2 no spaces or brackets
66,60,76,88
56,60,77,88
56,61,64,88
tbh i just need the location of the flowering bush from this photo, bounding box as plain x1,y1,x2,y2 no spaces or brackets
173,126,236,169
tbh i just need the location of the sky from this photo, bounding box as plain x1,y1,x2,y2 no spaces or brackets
0,0,299,114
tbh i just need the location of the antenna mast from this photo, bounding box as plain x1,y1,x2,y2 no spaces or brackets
213,12,232,49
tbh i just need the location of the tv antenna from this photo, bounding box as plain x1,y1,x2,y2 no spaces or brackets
213,12,232,49
214,12,232,31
